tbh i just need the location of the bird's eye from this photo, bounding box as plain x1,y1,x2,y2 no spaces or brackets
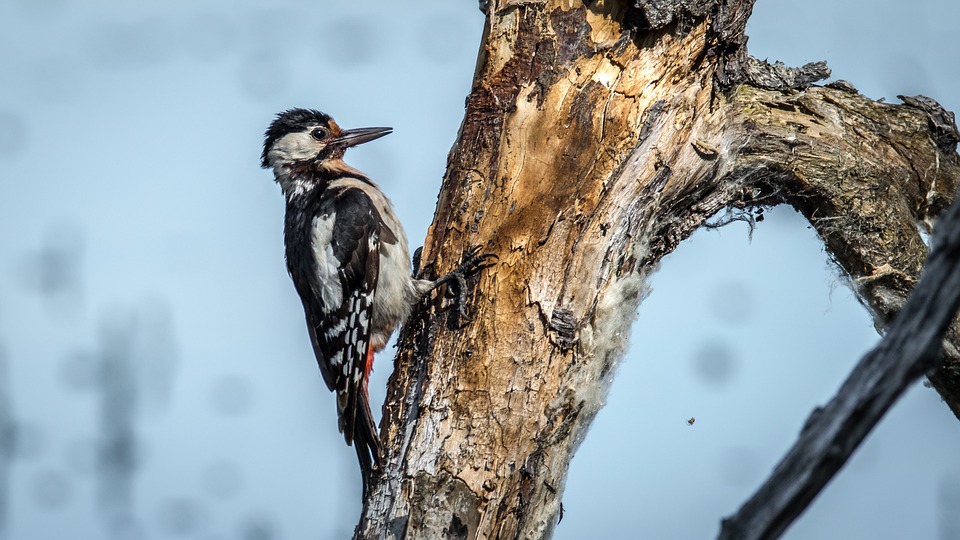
311,128,328,141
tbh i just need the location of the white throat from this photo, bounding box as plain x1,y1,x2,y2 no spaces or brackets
273,167,312,198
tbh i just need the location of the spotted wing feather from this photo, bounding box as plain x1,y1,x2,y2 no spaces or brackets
288,186,382,477
318,188,379,430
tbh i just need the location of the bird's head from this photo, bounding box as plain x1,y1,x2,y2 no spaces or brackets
261,108,391,171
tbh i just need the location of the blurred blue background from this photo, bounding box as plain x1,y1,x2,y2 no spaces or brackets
1,1,958,539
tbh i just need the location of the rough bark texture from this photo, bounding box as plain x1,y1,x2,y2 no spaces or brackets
353,1,960,538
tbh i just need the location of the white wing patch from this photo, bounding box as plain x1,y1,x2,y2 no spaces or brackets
325,317,347,341
357,311,368,329
310,213,343,308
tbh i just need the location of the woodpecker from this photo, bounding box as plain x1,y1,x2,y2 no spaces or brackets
261,108,486,496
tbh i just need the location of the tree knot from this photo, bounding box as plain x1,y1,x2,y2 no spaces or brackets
548,307,579,351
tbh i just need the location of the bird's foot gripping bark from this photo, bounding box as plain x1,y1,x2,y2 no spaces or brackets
430,246,497,321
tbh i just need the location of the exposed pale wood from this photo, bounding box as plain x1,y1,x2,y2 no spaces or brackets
352,1,960,538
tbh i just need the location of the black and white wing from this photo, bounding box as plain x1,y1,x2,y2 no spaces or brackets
290,186,383,476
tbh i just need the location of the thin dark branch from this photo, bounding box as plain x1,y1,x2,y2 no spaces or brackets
719,189,960,540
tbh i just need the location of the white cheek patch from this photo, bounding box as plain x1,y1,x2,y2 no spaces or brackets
269,131,322,163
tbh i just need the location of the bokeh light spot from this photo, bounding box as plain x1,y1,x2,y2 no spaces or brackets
690,340,738,387
19,222,84,300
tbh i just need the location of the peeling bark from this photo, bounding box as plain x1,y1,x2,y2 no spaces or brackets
353,0,960,538
739,57,830,90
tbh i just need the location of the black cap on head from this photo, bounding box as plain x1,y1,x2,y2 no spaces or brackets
261,108,332,168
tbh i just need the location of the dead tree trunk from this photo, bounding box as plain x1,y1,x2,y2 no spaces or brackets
355,1,960,538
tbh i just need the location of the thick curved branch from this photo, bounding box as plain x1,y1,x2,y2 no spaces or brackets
718,185,960,539
706,83,960,539
726,85,960,419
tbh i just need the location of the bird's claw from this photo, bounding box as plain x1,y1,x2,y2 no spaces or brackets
455,245,497,277
439,246,497,322
453,247,497,320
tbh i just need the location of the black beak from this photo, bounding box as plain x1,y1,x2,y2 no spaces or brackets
335,127,393,148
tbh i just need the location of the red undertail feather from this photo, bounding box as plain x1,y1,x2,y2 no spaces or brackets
364,346,375,387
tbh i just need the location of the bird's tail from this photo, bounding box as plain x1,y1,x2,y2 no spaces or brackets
354,386,382,499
